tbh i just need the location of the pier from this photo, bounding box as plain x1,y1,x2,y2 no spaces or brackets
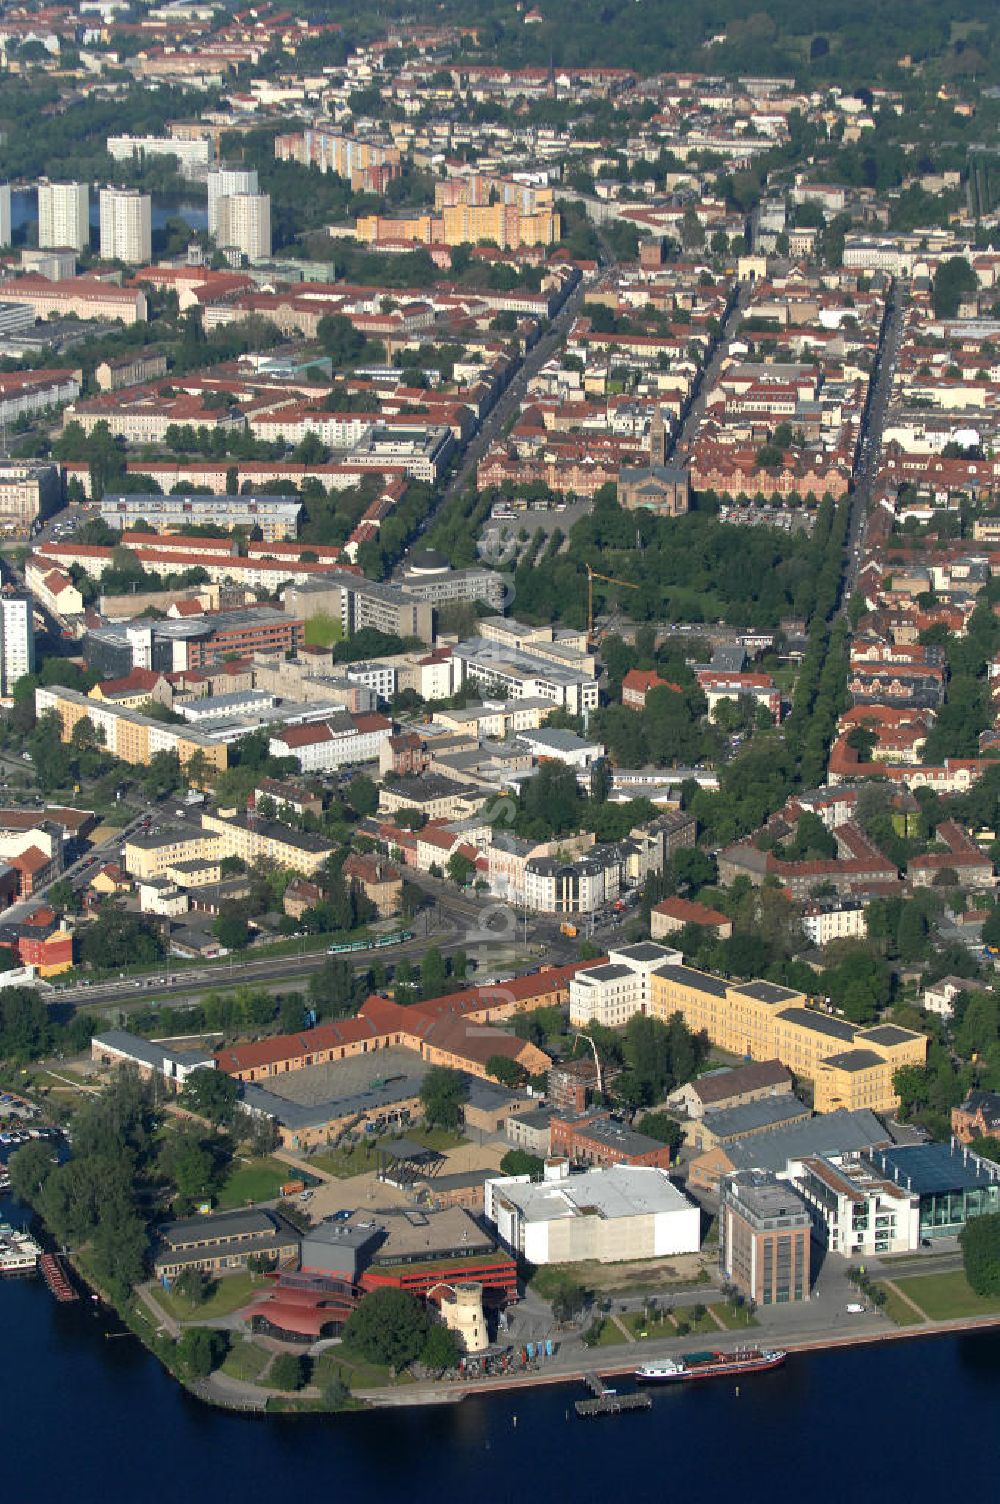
574,1372,651,1418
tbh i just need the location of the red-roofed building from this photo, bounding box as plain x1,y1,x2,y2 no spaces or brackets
622,668,683,709
651,896,733,941
696,669,782,722
268,712,392,772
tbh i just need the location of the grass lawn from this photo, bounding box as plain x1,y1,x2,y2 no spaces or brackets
894,1270,1000,1321
873,1284,926,1327
710,1302,760,1332
312,1350,412,1390
309,1142,380,1179
529,1265,592,1302
220,1340,272,1383
588,1318,630,1347
622,1312,675,1340
215,1156,293,1209
155,1270,265,1322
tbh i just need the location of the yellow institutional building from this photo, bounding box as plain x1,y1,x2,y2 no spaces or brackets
569,946,926,1115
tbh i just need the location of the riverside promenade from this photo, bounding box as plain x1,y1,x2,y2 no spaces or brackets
353,1307,1000,1407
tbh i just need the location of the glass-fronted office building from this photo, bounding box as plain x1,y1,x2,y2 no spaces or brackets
871,1141,1000,1239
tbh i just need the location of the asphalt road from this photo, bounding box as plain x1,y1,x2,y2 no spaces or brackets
434,272,592,510
842,283,906,599
671,282,752,464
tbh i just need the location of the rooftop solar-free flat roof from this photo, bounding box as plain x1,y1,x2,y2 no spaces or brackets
872,1142,1000,1195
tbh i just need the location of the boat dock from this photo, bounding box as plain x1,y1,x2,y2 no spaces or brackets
575,1373,652,1418
39,1252,78,1303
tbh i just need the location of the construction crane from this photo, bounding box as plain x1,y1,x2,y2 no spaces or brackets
585,563,639,641
573,1031,605,1098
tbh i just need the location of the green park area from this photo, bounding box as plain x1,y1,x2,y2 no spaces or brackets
219,1340,273,1384
889,1270,1000,1322
215,1156,294,1209
710,1302,760,1331
154,1270,265,1323
873,1284,926,1327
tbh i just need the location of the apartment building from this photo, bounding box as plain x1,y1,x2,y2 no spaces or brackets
98,493,301,541
99,189,152,265
34,685,228,777
200,809,333,876
268,710,392,772
355,203,561,250
0,592,35,696
569,943,926,1114
793,1152,920,1257
37,181,90,253
124,826,221,881
216,192,272,262
800,901,868,947
94,351,169,392
207,164,259,236
0,462,61,535
650,896,733,941
569,943,681,1027
107,135,211,179
274,129,401,190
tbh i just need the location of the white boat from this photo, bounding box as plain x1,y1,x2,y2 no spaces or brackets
636,1348,786,1383
0,1220,41,1274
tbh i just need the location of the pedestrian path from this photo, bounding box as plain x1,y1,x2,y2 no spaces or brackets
610,1314,634,1343
882,1280,928,1321
136,1283,180,1339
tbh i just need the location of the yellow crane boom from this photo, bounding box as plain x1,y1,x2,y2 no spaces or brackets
585,562,639,639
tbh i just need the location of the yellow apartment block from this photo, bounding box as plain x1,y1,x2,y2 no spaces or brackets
200,810,333,877
648,963,925,1115
124,829,222,881
34,685,227,777
354,203,562,249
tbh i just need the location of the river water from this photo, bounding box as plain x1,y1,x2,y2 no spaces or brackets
2,1179,998,1503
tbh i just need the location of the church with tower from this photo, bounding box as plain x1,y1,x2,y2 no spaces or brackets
617,407,691,516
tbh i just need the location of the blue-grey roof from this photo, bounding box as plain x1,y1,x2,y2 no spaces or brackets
93,1028,214,1073
653,963,728,997
776,1007,855,1042
701,1094,810,1141
725,1109,890,1174
871,1142,1000,1195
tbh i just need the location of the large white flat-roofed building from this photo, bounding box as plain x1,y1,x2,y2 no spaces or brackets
107,135,211,179
485,1162,700,1265
569,942,681,1028
453,636,599,717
